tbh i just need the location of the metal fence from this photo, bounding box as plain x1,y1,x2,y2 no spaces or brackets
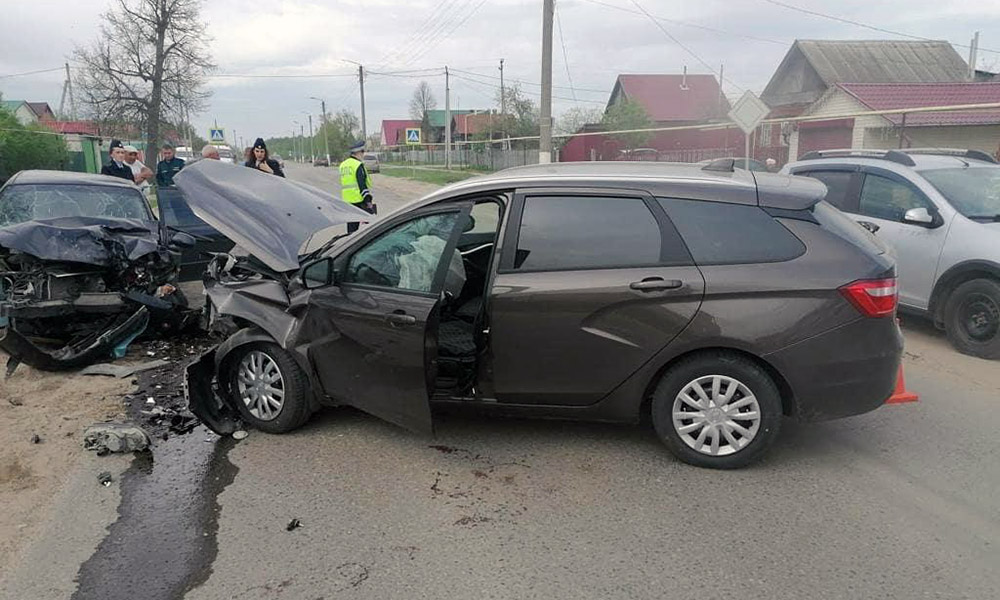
383,144,549,170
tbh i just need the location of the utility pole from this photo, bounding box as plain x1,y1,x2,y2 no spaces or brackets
539,0,554,164
968,31,981,80
445,66,452,170
59,62,77,120
359,65,367,141
499,58,506,148
321,100,331,164
718,64,725,117
308,114,315,162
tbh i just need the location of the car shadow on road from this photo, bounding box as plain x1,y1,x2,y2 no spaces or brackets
296,403,884,471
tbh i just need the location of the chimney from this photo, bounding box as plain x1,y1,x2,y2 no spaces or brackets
680,66,689,90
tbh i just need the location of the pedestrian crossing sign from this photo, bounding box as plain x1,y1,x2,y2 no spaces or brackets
209,128,225,143
405,128,421,145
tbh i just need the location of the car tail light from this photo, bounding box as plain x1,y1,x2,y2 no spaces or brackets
840,278,898,317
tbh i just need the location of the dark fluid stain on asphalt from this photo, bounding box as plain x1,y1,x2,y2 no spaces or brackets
71,427,238,600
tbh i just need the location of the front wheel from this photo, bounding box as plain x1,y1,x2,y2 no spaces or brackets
225,342,312,433
651,353,783,469
943,278,1000,360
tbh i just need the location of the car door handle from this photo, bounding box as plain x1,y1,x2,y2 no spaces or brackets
385,311,417,326
629,278,683,291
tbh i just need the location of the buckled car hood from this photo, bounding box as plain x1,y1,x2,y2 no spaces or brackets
174,160,370,272
0,216,161,266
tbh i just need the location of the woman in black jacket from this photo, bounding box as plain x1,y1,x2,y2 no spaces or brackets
244,138,285,177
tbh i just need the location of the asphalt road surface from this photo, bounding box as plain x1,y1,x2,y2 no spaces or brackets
1,167,997,599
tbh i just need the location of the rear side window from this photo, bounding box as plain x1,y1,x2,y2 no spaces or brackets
514,196,679,271
799,171,855,211
657,198,804,265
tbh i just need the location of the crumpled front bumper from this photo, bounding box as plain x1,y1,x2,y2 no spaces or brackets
0,307,150,371
185,348,241,435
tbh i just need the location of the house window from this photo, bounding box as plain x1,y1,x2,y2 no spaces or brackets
759,123,773,145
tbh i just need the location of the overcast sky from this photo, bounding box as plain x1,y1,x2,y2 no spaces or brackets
3,0,1000,147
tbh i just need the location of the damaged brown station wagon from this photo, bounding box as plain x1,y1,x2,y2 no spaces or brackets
180,159,903,469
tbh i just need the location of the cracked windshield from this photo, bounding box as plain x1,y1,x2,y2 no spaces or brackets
1,1,998,598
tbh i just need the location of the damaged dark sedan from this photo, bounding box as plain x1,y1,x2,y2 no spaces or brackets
0,170,198,371
181,159,903,469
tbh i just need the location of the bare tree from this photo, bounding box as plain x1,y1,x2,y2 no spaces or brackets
74,0,214,158
409,81,437,121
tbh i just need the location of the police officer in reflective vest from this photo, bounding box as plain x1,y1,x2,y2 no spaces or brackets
339,140,375,233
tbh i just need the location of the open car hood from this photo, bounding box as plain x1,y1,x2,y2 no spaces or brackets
0,216,161,266
174,160,370,272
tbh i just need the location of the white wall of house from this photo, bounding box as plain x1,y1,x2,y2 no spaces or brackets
863,124,1000,154
12,104,38,126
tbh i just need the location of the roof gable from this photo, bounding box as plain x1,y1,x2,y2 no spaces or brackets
762,40,969,108
608,74,729,122
381,119,421,145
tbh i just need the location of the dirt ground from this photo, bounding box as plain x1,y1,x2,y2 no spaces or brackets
0,352,132,581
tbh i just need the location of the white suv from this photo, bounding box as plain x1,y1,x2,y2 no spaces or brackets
784,149,1000,358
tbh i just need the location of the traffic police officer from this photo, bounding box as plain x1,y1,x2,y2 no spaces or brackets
156,141,185,186
339,140,375,233
101,140,134,182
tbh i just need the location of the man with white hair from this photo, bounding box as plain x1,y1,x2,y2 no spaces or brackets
201,145,220,160
123,144,154,189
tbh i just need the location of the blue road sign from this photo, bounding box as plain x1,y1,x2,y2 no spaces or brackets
405,128,421,145
209,128,226,143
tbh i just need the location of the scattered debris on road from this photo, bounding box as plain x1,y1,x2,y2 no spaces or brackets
7,396,23,406
29,433,41,444
285,518,302,531
80,359,170,379
97,471,113,486
232,430,248,440
83,423,151,455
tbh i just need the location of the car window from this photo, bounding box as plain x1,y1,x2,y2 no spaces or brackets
514,196,676,271
920,167,1000,219
344,212,460,293
800,171,855,211
859,173,933,223
157,189,210,229
658,198,805,265
0,184,149,226
467,200,501,236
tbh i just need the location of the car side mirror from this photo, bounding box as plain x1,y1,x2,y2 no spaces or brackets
169,231,196,249
302,257,335,289
902,207,936,227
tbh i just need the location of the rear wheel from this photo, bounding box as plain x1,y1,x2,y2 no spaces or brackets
944,278,1000,359
226,342,312,433
651,352,783,469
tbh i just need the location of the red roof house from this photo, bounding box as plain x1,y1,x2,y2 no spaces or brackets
791,81,1000,158
381,119,422,147
560,73,743,162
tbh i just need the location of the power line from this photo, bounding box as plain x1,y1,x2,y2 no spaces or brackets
451,72,606,105
761,0,1000,55
579,0,787,46
450,67,608,95
209,72,357,79
370,0,464,71
554,1,579,106
398,0,490,69
0,66,64,80
626,0,746,92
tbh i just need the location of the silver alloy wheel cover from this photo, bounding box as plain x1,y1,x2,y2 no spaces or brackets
236,350,285,421
672,375,761,457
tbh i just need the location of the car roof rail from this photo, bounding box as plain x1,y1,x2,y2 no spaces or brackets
900,148,999,164
798,148,917,167
701,157,735,172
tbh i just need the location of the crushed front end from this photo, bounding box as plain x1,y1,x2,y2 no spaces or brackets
0,219,193,371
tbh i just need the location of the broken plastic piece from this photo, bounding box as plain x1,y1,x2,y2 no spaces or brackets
80,359,170,379
98,471,113,486
232,430,248,440
30,433,41,444
83,423,151,454
286,518,302,531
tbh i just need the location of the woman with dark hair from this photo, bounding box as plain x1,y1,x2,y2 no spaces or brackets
244,138,285,177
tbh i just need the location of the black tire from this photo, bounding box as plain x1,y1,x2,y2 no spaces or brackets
943,278,1000,359
651,352,783,469
225,342,312,433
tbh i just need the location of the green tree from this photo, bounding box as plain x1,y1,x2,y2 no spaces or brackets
602,99,652,151
0,107,69,183
495,84,539,147
555,106,604,149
